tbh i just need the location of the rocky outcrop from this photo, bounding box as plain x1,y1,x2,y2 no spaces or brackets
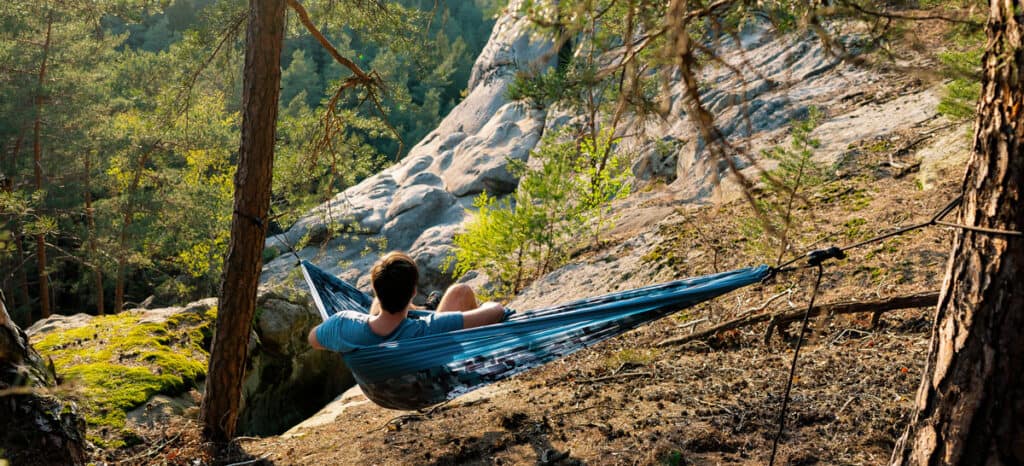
261,0,556,296
236,291,353,436
1,298,88,465
623,27,866,199
262,10,941,302
25,292,351,438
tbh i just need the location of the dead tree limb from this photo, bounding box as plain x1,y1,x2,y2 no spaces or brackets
656,291,939,347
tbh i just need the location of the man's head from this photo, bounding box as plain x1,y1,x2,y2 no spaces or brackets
371,251,419,314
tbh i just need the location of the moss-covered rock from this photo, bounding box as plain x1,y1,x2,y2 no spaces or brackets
27,291,355,447
30,300,216,447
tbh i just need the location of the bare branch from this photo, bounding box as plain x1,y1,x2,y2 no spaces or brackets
657,291,939,347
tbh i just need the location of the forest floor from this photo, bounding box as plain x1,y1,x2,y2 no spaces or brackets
94,93,969,464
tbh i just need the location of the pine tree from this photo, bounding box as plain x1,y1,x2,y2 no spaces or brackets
280,48,321,108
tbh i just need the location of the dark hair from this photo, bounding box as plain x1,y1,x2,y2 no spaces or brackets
371,252,419,314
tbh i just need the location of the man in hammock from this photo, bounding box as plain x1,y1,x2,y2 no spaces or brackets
308,251,506,352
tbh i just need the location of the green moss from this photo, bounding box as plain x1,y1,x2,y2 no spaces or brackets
662,450,684,466
854,265,887,284
34,308,215,447
842,217,869,241
605,348,661,369
864,138,892,154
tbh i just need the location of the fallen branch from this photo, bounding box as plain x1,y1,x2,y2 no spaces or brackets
657,291,939,347
735,289,793,318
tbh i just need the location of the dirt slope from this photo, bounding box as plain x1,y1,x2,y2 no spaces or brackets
230,115,967,465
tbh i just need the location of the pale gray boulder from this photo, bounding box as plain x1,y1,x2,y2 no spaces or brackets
381,184,457,250
441,102,545,197
262,0,556,294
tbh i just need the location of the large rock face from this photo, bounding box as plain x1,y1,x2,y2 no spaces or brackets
263,8,941,305
261,0,556,296
237,291,353,435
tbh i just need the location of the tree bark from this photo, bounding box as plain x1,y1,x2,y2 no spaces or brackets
890,1,1024,463
14,233,31,326
113,141,159,313
200,0,284,444
2,134,30,323
84,150,104,315
32,11,53,319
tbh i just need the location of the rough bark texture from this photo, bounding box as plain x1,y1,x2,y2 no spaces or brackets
0,298,87,465
200,0,284,444
32,12,53,319
84,150,104,315
890,1,1024,463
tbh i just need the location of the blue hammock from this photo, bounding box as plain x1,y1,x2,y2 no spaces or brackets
301,260,770,410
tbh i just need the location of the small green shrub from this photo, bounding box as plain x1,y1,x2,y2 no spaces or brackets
935,14,985,121
449,129,631,298
937,76,981,121
662,450,685,466
739,108,827,264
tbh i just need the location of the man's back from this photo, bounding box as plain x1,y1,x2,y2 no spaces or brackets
314,310,464,353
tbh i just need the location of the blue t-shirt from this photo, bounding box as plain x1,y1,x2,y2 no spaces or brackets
315,310,464,353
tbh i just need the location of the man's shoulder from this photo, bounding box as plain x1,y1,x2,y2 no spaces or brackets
334,310,369,321
316,310,376,352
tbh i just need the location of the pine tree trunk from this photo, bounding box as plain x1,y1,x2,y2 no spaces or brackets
890,2,1024,463
113,143,158,313
114,241,127,312
32,12,53,319
84,150,104,315
14,233,31,324
3,135,26,322
200,0,284,444
83,151,102,315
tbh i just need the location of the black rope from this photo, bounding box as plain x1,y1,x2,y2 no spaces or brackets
768,264,825,466
266,206,303,266
774,195,965,273
234,208,265,229
757,193,1024,462
272,233,303,267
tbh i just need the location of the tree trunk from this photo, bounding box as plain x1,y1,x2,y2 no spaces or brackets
14,233,31,325
84,150,104,315
32,12,53,319
113,142,158,313
200,0,284,444
890,1,1024,464
3,135,29,323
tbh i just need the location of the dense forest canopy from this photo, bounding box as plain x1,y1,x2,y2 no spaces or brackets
0,0,498,325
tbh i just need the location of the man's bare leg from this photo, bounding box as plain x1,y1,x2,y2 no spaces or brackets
436,284,478,312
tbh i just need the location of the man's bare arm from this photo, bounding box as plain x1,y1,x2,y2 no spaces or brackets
462,301,506,329
308,325,325,350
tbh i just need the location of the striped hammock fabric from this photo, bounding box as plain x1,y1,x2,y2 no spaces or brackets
301,260,770,410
